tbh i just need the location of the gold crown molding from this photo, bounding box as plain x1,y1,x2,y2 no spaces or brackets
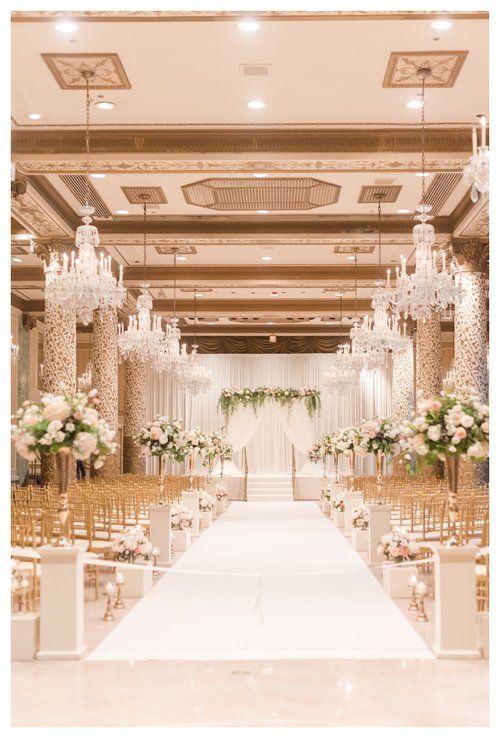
11,11,489,22
452,194,489,238
12,128,475,155
10,185,73,239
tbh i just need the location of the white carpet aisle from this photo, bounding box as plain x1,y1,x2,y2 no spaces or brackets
88,502,432,661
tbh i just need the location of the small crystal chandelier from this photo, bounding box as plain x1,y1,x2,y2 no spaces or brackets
118,197,165,362
463,115,489,202
349,249,385,373
11,336,19,364
177,293,212,396
77,363,93,392
44,69,126,325
352,195,410,357
152,248,187,375
392,67,461,323
324,343,358,396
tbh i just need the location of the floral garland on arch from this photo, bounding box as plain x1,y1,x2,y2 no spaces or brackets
218,386,321,421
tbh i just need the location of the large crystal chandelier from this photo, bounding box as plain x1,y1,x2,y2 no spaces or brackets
152,249,187,376
352,195,410,357
177,292,212,396
392,67,461,323
117,198,165,362
463,115,489,202
44,70,126,325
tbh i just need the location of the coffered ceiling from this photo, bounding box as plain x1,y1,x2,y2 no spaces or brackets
11,10,489,340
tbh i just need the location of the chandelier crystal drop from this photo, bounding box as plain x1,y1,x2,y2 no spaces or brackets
392,68,461,323
117,200,165,362
77,362,93,392
463,115,489,202
43,71,126,325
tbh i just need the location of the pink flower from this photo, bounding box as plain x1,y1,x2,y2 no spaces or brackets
454,427,467,440
430,401,442,411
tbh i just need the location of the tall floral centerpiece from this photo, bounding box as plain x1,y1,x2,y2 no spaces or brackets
12,389,117,545
402,392,489,544
136,417,188,499
219,441,234,477
334,426,361,489
308,433,334,477
358,418,402,495
183,427,211,480
200,432,233,480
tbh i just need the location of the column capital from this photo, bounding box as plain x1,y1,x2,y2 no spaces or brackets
452,239,489,273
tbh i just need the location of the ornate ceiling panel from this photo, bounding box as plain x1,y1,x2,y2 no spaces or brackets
383,51,468,87
358,185,402,203
121,186,168,204
41,53,131,89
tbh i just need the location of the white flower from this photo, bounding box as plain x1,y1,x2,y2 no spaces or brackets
460,413,474,428
427,425,441,442
43,398,71,422
47,420,63,434
73,431,98,460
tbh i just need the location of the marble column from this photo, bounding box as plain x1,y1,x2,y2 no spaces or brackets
123,358,146,474
16,316,36,485
91,308,119,477
416,311,442,399
452,240,488,402
391,339,415,422
42,300,76,484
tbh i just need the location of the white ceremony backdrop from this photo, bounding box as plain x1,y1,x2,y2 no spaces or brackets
145,353,392,475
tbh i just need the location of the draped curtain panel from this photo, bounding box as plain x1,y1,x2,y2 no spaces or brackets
146,354,392,474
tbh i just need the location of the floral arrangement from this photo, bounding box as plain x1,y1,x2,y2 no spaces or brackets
199,491,216,512
171,503,193,531
111,525,153,563
216,485,228,501
308,440,323,463
219,386,321,421
377,529,420,563
401,392,489,471
357,418,402,457
219,442,234,462
331,492,345,512
351,505,369,530
136,417,188,462
308,433,336,462
320,485,332,501
183,427,212,461
333,427,361,455
11,389,117,468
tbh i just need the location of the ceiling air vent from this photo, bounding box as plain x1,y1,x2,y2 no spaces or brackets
239,64,272,77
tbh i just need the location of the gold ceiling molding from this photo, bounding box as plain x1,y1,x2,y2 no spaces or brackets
182,177,341,211
12,128,475,155
60,174,111,218
41,53,131,90
121,186,168,204
459,201,489,239
383,51,468,88
421,172,463,215
11,11,489,22
154,245,197,255
10,188,71,239
358,185,402,203
15,158,468,175
334,244,375,254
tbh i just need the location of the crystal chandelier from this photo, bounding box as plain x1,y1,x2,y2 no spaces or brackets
177,292,212,396
44,70,126,325
11,336,19,364
77,363,93,392
352,195,410,357
152,249,187,375
117,198,165,362
324,343,358,396
463,115,489,202
349,249,385,373
392,67,461,323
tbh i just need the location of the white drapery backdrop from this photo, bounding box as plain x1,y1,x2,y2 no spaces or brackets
146,353,392,475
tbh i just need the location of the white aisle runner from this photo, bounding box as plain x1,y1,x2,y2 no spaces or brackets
88,502,432,661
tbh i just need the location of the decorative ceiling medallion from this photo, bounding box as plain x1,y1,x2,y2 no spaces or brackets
358,185,402,203
42,53,131,89
383,51,468,88
60,174,111,218
334,244,374,254
154,245,197,255
182,177,341,211
121,186,167,204
421,173,462,214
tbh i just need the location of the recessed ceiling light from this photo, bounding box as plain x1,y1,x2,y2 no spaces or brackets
346,256,356,261
238,20,260,32
431,20,453,30
253,173,268,178
415,172,430,178
261,255,272,261
12,257,23,263
256,209,270,214
267,322,274,325
397,208,411,214
91,173,106,179
115,209,129,215
26,113,42,120
406,99,424,109
335,292,343,297
96,101,115,110
248,99,265,110
55,21,78,33
177,255,187,262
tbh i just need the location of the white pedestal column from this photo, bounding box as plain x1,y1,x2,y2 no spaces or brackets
37,546,85,660
433,545,481,659
182,490,200,536
12,613,40,660
149,504,172,567
367,504,392,565
344,492,363,537
117,566,153,598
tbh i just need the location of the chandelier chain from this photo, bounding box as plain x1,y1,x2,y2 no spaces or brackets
421,74,426,205
84,76,91,208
